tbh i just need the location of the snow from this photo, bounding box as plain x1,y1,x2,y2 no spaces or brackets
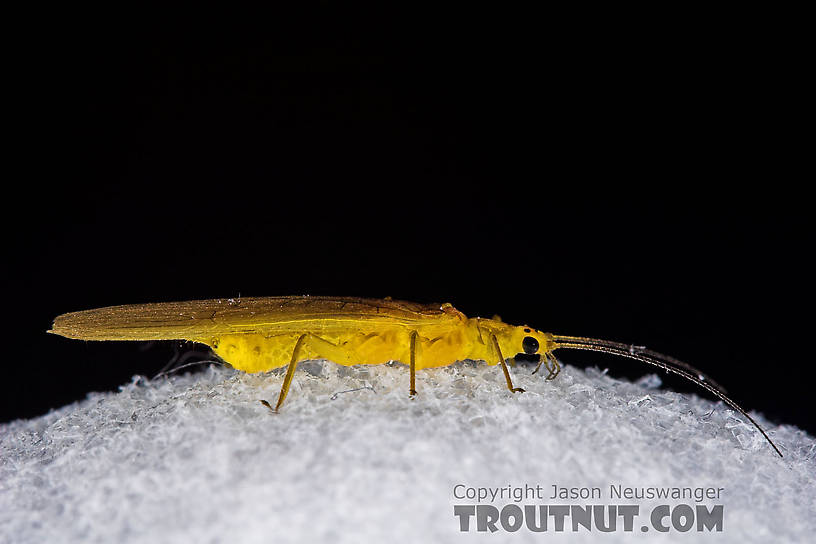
2,360,814,543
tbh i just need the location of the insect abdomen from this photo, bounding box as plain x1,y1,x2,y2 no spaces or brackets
202,325,474,373
207,334,306,373
204,329,409,372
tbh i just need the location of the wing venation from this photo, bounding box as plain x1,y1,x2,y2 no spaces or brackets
49,296,452,340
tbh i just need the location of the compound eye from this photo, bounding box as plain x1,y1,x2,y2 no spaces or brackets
522,336,539,355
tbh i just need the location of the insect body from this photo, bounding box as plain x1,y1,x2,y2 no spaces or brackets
48,295,782,457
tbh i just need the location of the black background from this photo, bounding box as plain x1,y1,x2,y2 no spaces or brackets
6,11,812,436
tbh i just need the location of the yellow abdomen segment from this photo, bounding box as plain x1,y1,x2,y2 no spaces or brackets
203,325,477,373
208,334,305,373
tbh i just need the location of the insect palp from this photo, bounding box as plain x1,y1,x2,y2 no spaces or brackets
545,353,561,380
532,352,561,380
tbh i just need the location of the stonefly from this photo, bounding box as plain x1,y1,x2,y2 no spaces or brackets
49,295,782,457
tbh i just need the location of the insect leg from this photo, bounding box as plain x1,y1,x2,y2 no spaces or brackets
262,333,369,411
272,333,308,412
409,330,418,397
491,334,525,393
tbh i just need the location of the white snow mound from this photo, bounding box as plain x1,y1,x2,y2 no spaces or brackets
2,360,814,543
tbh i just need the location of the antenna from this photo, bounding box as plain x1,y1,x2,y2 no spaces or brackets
551,335,783,457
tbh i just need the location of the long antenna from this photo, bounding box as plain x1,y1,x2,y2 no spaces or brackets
551,335,783,458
